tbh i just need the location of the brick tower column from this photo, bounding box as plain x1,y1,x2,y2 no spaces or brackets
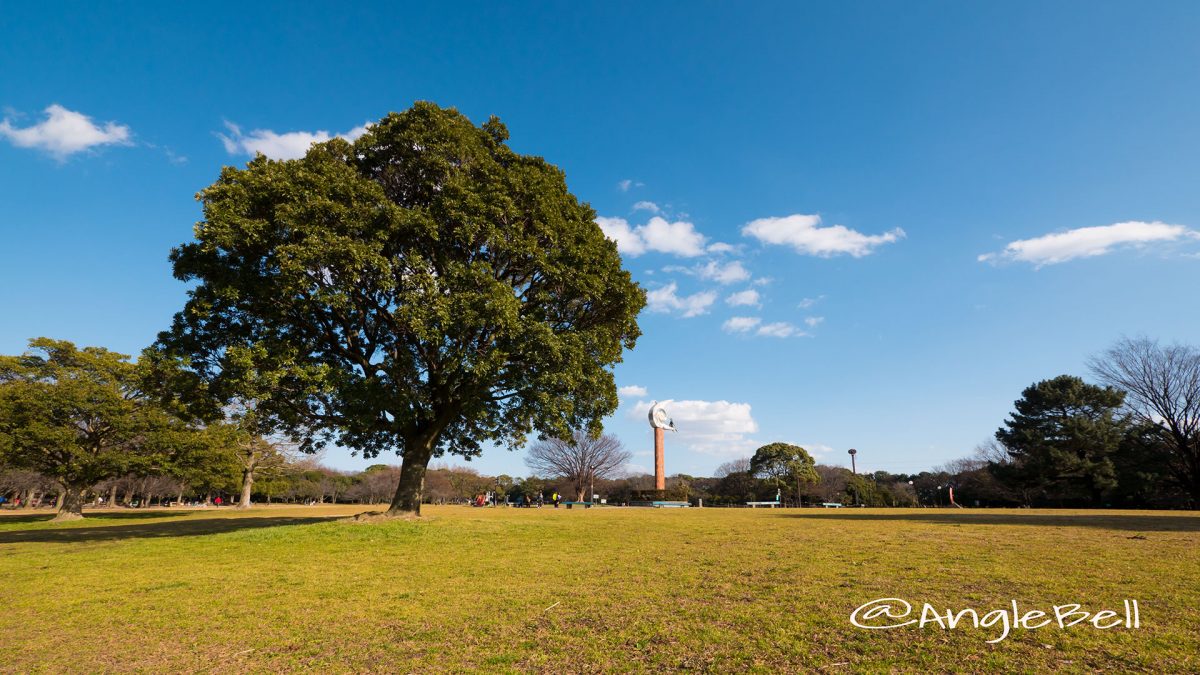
654,427,665,490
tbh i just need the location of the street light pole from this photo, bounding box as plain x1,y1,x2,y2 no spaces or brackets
848,449,859,506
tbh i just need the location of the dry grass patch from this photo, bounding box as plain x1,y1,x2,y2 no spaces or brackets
1,506,1197,672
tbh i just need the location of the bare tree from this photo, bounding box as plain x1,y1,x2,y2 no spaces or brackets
0,468,55,507
443,466,490,503
974,438,1011,465
346,466,401,504
715,457,751,477
525,431,632,502
1090,337,1200,505
813,465,850,503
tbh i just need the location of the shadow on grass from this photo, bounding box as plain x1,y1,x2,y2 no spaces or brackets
779,511,1200,532
0,515,335,544
0,510,183,525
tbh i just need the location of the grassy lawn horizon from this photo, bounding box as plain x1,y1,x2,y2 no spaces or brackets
2,505,1197,672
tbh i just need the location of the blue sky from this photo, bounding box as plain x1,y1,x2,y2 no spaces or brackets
3,2,1199,478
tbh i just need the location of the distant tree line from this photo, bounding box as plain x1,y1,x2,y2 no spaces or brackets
4,336,1197,514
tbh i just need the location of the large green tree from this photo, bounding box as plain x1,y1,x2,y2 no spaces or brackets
750,442,819,506
157,103,644,516
0,339,194,520
995,374,1127,505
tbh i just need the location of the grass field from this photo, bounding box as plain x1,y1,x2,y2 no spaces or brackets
2,505,1198,673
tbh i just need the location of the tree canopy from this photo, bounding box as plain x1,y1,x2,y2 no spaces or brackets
994,374,1126,504
750,442,819,505
0,338,196,519
156,102,645,515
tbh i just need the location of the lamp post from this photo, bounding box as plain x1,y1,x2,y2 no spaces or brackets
848,449,859,506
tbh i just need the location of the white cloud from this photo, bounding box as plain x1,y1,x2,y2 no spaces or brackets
722,316,761,333
218,120,371,160
978,221,1198,266
640,217,708,257
0,104,131,159
617,179,643,192
596,216,647,256
743,214,905,257
707,242,737,254
697,260,750,284
632,399,760,456
596,216,708,257
725,289,761,307
804,316,825,328
757,322,804,338
646,282,716,317
618,385,648,398
632,201,661,214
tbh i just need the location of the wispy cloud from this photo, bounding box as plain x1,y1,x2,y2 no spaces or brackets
632,200,661,214
978,221,1198,267
697,260,750,284
663,260,752,284
218,120,371,160
757,321,805,338
722,316,761,333
596,216,708,257
617,179,644,192
0,104,131,159
743,214,904,257
797,295,825,309
631,399,759,456
725,289,761,307
647,282,717,317
804,316,825,328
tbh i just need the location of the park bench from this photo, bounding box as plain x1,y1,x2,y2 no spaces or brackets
820,502,844,508
746,501,780,508
563,501,593,509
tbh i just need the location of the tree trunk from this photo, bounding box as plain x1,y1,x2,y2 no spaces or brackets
387,438,436,516
238,469,254,509
53,485,85,521
108,484,118,507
